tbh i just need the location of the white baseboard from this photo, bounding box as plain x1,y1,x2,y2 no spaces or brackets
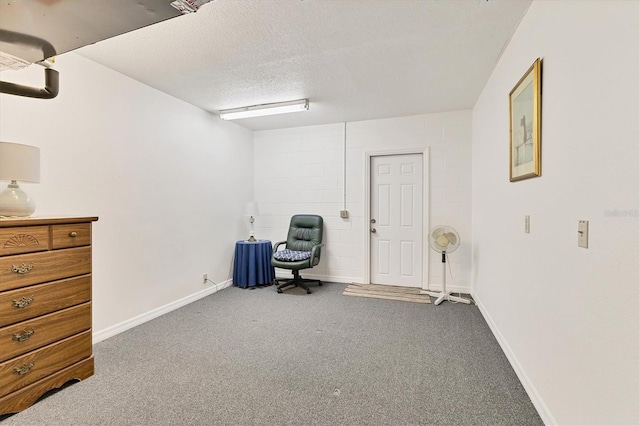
472,291,555,425
93,279,233,344
273,271,472,293
274,271,359,285
425,283,471,293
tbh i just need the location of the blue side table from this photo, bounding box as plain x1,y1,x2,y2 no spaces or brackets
233,240,275,288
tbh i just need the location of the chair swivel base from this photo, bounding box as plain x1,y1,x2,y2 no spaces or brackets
274,270,322,294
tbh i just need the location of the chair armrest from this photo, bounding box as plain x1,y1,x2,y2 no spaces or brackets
273,241,287,252
310,243,324,260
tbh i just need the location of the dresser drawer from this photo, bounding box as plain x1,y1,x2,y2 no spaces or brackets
0,226,50,257
0,275,91,327
0,303,91,363
52,224,91,250
0,330,92,398
0,246,91,292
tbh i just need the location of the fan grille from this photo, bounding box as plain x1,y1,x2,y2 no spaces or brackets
429,226,460,253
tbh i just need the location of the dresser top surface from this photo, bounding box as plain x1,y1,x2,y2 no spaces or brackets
0,216,99,228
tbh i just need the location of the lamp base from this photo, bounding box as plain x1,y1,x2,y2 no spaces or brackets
0,181,35,217
247,216,256,242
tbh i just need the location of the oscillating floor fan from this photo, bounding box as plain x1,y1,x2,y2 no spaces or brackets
425,226,471,305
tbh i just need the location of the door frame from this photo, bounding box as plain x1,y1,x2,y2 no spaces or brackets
364,147,430,290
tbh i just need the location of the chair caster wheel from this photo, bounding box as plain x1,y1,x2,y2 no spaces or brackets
277,288,282,293
318,281,323,286
306,289,312,294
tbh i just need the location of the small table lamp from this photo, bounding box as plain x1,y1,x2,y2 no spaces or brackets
246,202,258,242
0,141,41,217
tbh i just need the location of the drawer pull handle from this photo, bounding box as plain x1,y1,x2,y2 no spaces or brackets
69,231,77,237
11,263,33,274
12,296,34,308
14,362,35,376
12,329,35,342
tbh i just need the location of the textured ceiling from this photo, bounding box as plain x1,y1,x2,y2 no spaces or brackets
76,0,531,131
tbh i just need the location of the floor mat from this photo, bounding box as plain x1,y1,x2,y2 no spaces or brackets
343,283,431,304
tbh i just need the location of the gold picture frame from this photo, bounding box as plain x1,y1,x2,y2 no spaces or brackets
509,58,541,181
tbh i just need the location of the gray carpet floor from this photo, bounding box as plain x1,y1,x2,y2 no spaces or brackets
2,282,542,425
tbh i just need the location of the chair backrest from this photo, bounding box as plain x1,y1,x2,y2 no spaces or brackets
286,215,323,256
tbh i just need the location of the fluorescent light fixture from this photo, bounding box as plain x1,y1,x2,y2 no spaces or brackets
219,99,309,120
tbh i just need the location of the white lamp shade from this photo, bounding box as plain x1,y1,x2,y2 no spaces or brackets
0,141,40,183
245,202,258,217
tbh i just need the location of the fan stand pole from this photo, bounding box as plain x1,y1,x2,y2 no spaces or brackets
425,251,471,305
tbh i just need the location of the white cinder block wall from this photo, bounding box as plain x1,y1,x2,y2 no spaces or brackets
472,1,639,425
253,111,472,290
0,53,254,340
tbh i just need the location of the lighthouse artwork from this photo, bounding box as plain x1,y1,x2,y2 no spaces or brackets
509,58,542,181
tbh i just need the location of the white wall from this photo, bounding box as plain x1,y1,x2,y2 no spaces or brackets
0,53,254,338
254,111,472,290
471,1,639,425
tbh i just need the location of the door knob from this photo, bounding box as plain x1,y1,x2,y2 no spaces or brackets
370,228,377,233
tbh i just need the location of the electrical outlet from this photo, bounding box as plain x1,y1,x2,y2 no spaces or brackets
578,220,589,248
340,210,349,218
203,273,208,284
524,215,530,234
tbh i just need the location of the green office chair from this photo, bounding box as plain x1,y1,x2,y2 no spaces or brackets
271,214,324,294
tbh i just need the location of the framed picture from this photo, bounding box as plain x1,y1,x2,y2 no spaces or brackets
509,58,542,181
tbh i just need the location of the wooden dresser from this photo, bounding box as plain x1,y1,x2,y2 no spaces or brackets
0,216,98,415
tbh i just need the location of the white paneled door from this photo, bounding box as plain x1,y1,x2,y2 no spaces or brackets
370,154,423,287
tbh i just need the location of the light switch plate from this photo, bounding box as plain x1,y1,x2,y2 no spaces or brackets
578,220,589,248
340,210,349,219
